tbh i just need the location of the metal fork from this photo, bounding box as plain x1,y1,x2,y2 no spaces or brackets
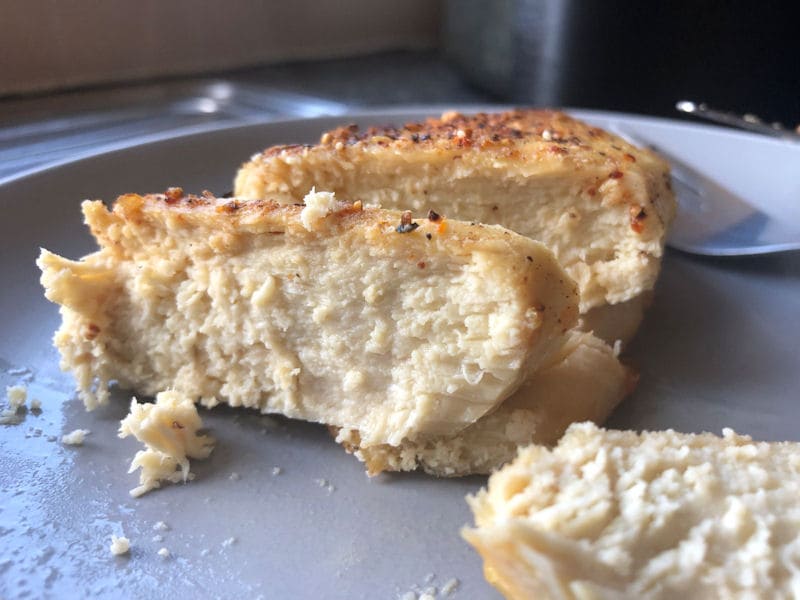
676,100,800,142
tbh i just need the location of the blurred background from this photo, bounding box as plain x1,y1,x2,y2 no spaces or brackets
2,0,797,179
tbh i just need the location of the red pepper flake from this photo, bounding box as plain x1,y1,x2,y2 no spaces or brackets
609,170,624,179
417,261,426,269
220,199,241,213
84,323,100,340
171,420,184,429
425,233,432,240
629,206,647,233
623,153,636,162
396,211,419,233
164,187,184,203
526,256,533,262
427,210,441,222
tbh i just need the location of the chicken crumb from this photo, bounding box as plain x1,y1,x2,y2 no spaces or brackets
6,385,27,411
300,189,341,231
153,521,169,531
109,535,130,556
62,429,90,445
440,578,460,596
157,547,170,558
119,391,215,497
272,466,282,476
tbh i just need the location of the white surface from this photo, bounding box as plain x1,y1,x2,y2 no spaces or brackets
1,108,799,599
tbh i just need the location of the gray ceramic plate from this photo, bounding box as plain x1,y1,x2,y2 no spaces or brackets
2,108,799,599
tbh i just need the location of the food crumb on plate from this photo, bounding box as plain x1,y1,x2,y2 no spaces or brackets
440,578,460,596
109,535,130,556
119,390,215,497
62,428,90,445
153,521,169,531
272,466,282,476
6,385,27,411
157,547,170,558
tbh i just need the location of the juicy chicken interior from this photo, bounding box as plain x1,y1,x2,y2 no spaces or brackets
38,190,634,474
235,109,676,346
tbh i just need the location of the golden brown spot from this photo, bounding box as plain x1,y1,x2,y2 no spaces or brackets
217,200,242,213
164,187,184,203
263,109,617,159
84,323,100,340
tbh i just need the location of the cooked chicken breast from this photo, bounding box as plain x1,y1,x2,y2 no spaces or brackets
334,331,634,476
234,109,676,345
38,189,580,449
464,423,800,599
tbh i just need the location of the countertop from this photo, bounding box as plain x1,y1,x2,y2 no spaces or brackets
0,51,493,181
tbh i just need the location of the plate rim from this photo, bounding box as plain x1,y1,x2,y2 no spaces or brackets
3,103,795,189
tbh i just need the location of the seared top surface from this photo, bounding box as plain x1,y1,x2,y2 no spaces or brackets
258,109,659,168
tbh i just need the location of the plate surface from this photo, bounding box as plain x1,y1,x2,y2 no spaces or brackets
1,108,799,599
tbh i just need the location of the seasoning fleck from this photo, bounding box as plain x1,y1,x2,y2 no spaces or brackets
396,211,419,233
164,187,183,203
629,205,647,233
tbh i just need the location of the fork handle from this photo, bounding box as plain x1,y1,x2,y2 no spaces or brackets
676,100,800,142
